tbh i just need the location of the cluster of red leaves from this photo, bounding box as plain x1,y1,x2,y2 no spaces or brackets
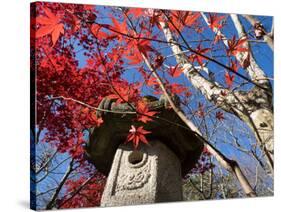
36,7,64,46
33,2,128,159
208,13,225,30
58,173,106,209
126,125,152,149
107,82,140,105
227,35,248,56
136,101,158,124
125,38,155,65
168,64,183,78
169,11,200,31
110,16,128,40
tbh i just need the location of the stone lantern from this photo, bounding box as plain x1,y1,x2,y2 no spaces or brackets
85,96,203,207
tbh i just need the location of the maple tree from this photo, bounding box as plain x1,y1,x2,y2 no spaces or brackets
31,2,273,210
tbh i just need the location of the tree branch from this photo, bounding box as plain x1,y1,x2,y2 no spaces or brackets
242,14,273,50
45,159,75,209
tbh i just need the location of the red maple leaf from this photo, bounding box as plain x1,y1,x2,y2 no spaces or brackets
107,84,139,104
184,12,201,26
230,59,239,72
189,44,210,66
196,102,205,118
225,72,235,88
125,39,154,65
90,112,104,127
136,101,158,123
208,13,225,30
146,76,158,86
170,11,200,31
126,125,151,148
127,8,144,18
36,7,64,46
136,39,154,57
110,17,128,38
169,64,183,78
169,83,187,94
225,59,239,88
215,111,224,121
126,50,143,65
227,36,248,56
91,24,108,40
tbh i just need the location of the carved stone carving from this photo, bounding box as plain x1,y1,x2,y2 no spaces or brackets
115,160,151,192
101,140,183,207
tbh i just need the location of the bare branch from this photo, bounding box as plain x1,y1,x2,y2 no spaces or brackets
45,159,75,209
49,96,136,115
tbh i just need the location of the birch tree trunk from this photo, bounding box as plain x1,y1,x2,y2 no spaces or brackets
159,14,274,172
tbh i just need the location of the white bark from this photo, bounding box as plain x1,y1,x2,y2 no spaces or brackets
160,14,273,172
159,21,229,105
230,14,273,171
230,14,271,87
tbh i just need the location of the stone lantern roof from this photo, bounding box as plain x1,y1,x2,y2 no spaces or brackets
84,95,203,177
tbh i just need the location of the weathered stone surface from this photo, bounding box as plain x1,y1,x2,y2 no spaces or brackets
101,140,183,207
85,96,204,176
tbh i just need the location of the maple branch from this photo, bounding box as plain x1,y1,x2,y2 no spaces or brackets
96,21,270,93
35,150,58,175
49,96,136,115
162,11,271,95
49,96,198,131
242,14,273,50
158,19,248,117
46,158,75,210
36,155,73,184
